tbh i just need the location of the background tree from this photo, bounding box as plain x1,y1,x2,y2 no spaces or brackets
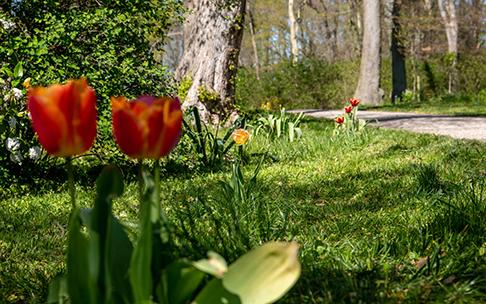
354,0,382,105
391,0,407,102
288,0,300,63
438,0,458,93
175,0,247,121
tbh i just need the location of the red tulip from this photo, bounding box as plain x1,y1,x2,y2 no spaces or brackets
349,98,360,107
27,78,97,157
335,116,345,124
344,105,353,113
111,96,182,159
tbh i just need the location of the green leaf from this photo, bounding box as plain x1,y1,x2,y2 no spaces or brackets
95,165,124,199
13,62,23,78
193,279,241,304
47,274,69,304
129,170,155,303
157,260,206,304
66,209,98,304
222,242,301,304
288,122,295,142
106,216,134,304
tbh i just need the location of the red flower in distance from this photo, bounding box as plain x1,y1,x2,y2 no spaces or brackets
27,78,97,157
344,105,353,113
335,116,345,124
111,96,182,159
349,98,360,107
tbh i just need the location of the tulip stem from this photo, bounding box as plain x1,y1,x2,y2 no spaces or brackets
66,157,76,210
154,160,161,217
138,160,144,204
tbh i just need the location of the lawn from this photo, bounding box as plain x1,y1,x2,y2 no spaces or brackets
364,93,486,116
1,118,485,303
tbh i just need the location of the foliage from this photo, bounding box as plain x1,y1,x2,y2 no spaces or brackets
333,100,367,137
253,108,303,142
236,53,486,110
183,107,245,169
2,119,486,303
236,58,359,110
47,165,300,304
171,161,290,261
0,1,184,182
0,62,45,187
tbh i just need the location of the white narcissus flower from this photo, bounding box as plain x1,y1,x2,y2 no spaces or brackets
8,116,17,128
12,88,23,100
10,151,23,165
29,146,41,160
6,137,20,152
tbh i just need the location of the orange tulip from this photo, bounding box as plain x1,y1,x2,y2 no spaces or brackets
335,116,345,124
344,105,353,113
232,129,251,145
27,78,97,157
111,96,182,159
349,98,360,107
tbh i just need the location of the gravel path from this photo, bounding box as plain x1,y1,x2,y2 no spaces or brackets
292,109,486,142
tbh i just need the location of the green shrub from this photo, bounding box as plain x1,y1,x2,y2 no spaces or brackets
0,1,184,185
236,58,360,110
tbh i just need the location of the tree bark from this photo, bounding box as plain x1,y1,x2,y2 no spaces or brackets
247,1,260,80
354,0,382,106
288,0,299,63
175,0,247,121
437,0,458,93
391,0,407,103
438,0,458,55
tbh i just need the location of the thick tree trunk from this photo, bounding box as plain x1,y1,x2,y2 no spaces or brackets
391,0,407,103
175,0,246,121
354,0,382,106
288,0,299,63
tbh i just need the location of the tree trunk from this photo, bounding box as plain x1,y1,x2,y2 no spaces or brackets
438,0,458,55
175,0,247,121
391,0,407,103
354,0,382,106
437,0,458,93
288,0,299,63
247,2,260,80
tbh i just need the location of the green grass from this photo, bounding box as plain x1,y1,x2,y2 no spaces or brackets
364,93,486,116
1,118,485,303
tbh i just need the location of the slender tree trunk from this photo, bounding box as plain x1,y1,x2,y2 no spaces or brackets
175,0,247,121
391,0,407,103
438,0,458,93
354,0,382,105
288,0,299,63
247,2,260,80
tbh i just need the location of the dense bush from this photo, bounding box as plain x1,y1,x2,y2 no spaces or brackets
0,1,184,188
236,58,360,110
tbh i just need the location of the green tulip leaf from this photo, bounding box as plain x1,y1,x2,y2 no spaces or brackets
157,260,206,304
66,209,98,304
95,165,124,199
47,274,68,304
193,279,241,304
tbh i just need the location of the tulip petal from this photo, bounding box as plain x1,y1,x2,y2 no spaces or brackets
78,84,97,153
112,97,146,158
28,93,67,155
